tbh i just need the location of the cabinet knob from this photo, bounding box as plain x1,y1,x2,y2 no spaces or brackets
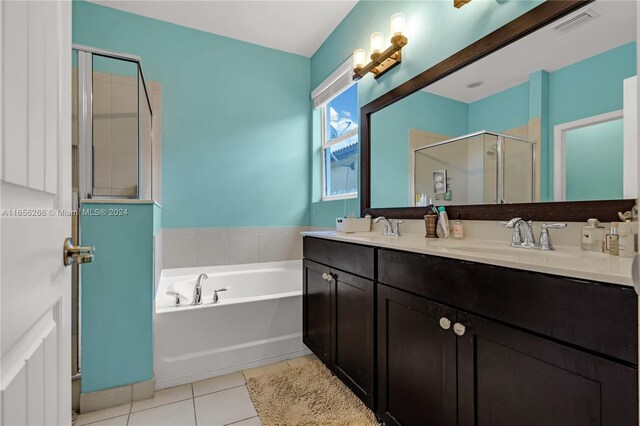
322,273,329,280
439,317,451,330
322,273,334,282
453,323,466,336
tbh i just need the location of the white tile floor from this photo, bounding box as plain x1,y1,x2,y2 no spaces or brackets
75,355,318,426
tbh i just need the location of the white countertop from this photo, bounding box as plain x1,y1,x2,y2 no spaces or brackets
301,231,635,288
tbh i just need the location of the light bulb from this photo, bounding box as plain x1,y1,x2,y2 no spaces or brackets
370,32,384,55
354,49,366,69
390,13,406,36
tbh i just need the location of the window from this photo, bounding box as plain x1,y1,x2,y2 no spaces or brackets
322,84,358,200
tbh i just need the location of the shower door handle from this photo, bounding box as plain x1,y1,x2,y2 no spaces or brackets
63,237,95,266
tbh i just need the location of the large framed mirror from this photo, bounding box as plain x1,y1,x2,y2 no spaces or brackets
361,0,637,221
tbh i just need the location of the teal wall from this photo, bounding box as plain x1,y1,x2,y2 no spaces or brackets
547,42,636,198
370,91,468,207
565,119,624,201
468,82,529,133
73,1,311,228
80,202,156,393
309,0,543,225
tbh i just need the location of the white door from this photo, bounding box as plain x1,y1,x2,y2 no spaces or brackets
1,1,73,424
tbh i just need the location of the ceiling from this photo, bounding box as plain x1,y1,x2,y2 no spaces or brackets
89,0,358,57
426,1,637,103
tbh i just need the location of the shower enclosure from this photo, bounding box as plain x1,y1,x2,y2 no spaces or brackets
71,45,153,388
412,131,536,205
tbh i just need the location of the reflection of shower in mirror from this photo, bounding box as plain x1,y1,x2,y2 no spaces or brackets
412,130,536,206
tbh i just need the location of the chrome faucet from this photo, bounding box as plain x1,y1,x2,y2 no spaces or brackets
193,273,207,305
502,218,566,250
374,216,404,237
503,217,536,248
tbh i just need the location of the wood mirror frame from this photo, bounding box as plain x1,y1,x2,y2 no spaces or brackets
360,0,636,222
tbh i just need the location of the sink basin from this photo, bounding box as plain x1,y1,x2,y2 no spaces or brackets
435,242,591,260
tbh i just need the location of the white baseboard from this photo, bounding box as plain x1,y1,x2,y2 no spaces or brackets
154,348,311,390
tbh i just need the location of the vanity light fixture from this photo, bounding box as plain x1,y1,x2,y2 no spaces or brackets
353,13,408,80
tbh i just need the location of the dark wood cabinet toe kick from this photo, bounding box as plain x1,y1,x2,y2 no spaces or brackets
302,236,638,426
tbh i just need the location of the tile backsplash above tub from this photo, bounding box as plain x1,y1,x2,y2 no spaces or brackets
163,227,328,269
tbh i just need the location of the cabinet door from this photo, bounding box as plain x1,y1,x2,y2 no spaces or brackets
302,260,331,365
377,284,457,426
457,311,638,426
331,269,374,408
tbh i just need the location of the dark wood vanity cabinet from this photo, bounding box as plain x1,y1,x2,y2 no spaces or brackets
302,238,375,407
303,237,638,425
456,311,638,426
302,259,332,364
377,284,457,426
378,247,638,426
331,267,374,406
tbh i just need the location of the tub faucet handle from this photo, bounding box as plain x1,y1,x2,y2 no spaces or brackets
166,291,182,307
212,288,227,304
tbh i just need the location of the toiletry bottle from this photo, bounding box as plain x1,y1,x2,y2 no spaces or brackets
581,218,605,252
453,213,464,239
605,222,618,254
618,222,636,258
425,207,438,238
608,225,619,256
436,206,450,239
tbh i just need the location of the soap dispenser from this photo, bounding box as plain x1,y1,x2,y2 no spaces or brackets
581,218,605,252
453,213,464,239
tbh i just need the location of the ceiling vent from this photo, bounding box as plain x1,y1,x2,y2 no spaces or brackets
550,8,600,34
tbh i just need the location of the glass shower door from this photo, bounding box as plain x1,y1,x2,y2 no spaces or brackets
92,55,139,198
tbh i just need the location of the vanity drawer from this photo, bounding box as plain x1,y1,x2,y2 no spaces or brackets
378,248,638,364
304,237,374,280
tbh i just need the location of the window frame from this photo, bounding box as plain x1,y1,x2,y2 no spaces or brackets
321,87,359,202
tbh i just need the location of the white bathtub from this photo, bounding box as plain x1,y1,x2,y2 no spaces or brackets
154,260,309,389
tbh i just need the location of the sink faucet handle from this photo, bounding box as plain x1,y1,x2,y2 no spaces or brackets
539,223,567,250
541,223,567,230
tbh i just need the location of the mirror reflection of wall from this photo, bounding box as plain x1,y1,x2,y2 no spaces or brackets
561,117,624,202
369,1,637,208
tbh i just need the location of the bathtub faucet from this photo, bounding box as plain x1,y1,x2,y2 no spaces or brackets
193,273,208,305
